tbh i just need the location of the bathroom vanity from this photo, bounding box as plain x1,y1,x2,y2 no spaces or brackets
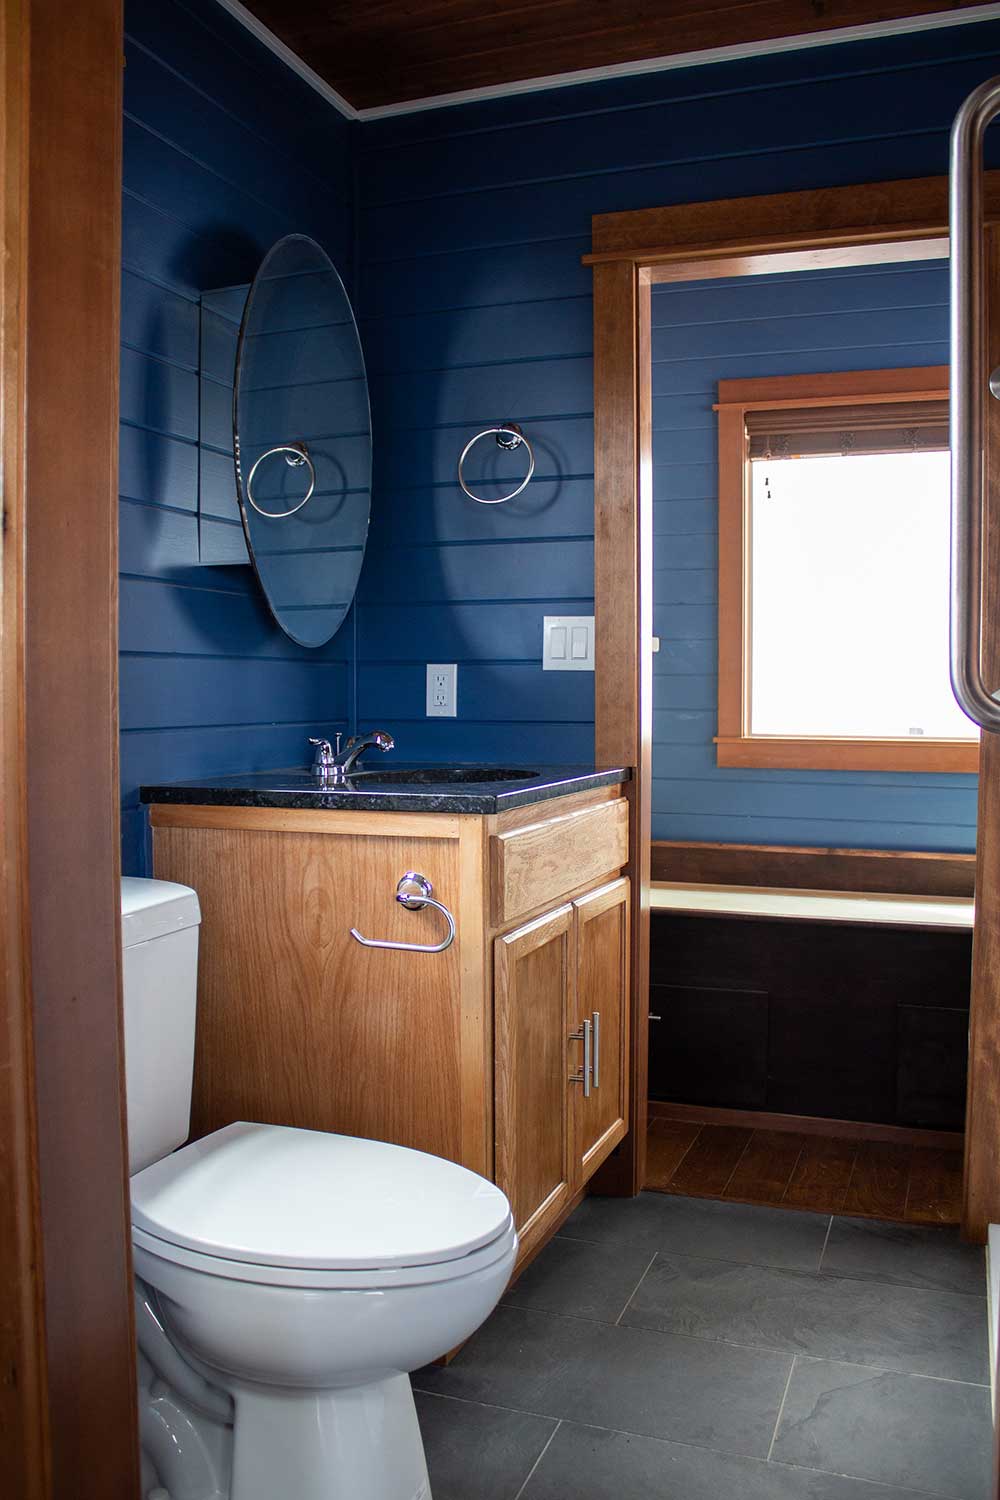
142,766,630,1268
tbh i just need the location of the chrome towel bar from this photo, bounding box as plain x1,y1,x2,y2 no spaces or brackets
349,872,456,953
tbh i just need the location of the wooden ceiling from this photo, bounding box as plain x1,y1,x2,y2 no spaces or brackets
240,0,991,110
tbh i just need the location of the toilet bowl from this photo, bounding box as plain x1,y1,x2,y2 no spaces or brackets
121,879,517,1500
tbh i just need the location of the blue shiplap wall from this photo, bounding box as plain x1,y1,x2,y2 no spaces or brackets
652,261,978,851
355,19,1000,846
119,0,357,873
120,8,1000,864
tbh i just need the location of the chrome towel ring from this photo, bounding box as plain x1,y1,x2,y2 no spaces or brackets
245,442,316,518
457,422,535,504
350,872,456,953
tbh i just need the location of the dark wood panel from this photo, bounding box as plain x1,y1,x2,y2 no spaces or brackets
650,840,975,897
768,987,897,1124
649,982,767,1108
239,0,989,109
897,1006,970,1129
650,912,972,1132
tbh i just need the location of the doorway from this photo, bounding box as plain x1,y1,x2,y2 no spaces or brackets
589,176,1000,1245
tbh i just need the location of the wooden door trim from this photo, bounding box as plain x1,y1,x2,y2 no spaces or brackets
587,172,1000,264
2,0,138,1491
2,1,47,1488
591,258,652,1198
588,172,986,1219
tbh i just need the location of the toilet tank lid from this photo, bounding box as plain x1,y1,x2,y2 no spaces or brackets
121,878,201,949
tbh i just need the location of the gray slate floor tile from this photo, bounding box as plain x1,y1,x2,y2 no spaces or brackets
565,1190,831,1270
772,1357,993,1500
821,1218,987,1297
503,1235,654,1323
414,1304,792,1458
413,1391,556,1500
621,1254,989,1382
520,1419,937,1500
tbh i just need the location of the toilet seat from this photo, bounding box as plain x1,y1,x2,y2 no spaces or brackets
131,1121,516,1289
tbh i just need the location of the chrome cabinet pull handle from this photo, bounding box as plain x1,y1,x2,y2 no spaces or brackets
950,78,1000,732
591,1011,601,1089
350,872,455,954
569,1018,592,1097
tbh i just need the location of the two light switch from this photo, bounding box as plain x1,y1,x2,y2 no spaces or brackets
543,615,595,671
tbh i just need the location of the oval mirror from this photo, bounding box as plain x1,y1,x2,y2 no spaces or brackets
234,234,371,648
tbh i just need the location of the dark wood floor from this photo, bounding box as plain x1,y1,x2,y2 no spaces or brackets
646,1117,964,1224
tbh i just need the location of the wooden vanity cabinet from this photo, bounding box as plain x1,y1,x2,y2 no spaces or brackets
150,784,629,1270
494,905,575,1250
492,875,631,1261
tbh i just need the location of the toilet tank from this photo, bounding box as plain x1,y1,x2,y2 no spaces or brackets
121,877,201,1176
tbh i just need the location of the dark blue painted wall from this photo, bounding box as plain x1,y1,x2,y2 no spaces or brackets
355,19,1000,848
119,0,357,873
651,260,977,851
121,8,1000,865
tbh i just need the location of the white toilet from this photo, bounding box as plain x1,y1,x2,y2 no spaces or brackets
122,877,517,1500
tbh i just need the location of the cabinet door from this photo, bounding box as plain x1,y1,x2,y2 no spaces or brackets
494,904,574,1253
573,878,630,1184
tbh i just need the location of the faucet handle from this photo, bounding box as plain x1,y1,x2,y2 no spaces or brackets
308,736,339,773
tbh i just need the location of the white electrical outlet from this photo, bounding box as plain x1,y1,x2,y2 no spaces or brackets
426,663,457,717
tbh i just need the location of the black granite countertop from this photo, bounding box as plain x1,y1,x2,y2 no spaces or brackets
140,763,630,815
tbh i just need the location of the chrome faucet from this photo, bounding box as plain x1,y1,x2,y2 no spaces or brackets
338,729,395,775
309,730,395,782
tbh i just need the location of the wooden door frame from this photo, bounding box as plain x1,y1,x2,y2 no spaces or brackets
2,0,139,1493
589,172,1000,1235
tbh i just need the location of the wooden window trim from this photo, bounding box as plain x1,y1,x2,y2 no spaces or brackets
714,365,977,774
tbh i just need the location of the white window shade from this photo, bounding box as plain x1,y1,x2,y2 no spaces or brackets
749,450,978,742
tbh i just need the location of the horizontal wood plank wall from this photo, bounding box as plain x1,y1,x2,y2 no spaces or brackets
651,840,976,896
351,23,1000,832
649,257,979,850
118,0,357,875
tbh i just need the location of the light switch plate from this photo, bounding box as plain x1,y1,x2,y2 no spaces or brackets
543,615,595,671
426,663,457,717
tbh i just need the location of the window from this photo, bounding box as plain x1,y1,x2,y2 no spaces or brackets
715,366,978,772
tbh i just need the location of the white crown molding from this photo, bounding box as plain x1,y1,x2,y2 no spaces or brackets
214,0,1000,122
212,0,359,119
